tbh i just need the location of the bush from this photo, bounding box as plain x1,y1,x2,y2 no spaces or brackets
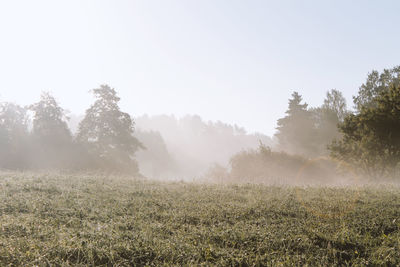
226,144,352,185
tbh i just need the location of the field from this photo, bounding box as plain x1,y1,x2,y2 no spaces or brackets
0,172,399,266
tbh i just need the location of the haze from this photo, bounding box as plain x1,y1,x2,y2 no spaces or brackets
2,2,400,264
1,0,400,135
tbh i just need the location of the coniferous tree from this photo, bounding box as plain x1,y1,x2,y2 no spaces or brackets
275,92,317,157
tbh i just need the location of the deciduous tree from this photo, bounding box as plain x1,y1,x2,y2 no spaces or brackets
330,84,400,179
353,66,400,111
77,85,142,173
30,92,73,169
0,102,30,169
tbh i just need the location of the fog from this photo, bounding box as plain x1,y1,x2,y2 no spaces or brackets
2,2,400,266
1,0,400,184
68,113,273,179
1,74,400,186
134,114,273,179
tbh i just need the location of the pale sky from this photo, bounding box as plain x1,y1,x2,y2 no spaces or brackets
0,0,399,136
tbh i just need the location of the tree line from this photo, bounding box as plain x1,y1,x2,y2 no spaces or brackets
0,85,142,173
134,114,272,179
211,65,400,182
1,66,400,180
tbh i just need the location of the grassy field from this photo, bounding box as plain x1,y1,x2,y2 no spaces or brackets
0,172,399,266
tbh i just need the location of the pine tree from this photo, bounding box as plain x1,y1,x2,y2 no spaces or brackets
275,92,317,156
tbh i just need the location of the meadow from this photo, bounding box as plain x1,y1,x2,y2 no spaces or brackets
0,172,399,266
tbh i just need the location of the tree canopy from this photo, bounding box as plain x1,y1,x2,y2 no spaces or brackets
275,92,317,157
353,66,400,111
0,102,30,169
1,67,400,181
29,92,73,169
330,83,400,178
77,85,142,172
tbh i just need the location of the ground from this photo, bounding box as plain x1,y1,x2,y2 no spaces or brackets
0,172,399,266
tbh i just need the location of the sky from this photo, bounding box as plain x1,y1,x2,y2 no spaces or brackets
0,0,399,136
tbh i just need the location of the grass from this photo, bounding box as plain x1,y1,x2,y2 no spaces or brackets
0,172,399,266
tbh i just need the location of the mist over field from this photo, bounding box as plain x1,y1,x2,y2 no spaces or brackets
1,0,400,265
2,64,400,186
68,113,273,180
1,1,400,184
3,77,400,185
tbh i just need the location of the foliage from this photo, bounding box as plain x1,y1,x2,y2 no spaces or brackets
0,103,30,169
134,129,177,178
311,89,348,156
204,163,229,182
322,89,348,122
353,65,400,111
275,92,317,157
29,92,73,169
0,172,399,266
135,114,273,178
275,90,348,157
229,144,305,183
227,143,343,184
330,84,400,179
77,85,142,173
0,87,144,174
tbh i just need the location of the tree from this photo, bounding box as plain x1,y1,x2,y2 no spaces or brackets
0,102,30,169
30,92,73,169
275,92,317,157
330,83,400,179
322,89,348,122
311,89,348,155
228,143,339,184
134,129,176,178
76,85,142,173
353,66,400,111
